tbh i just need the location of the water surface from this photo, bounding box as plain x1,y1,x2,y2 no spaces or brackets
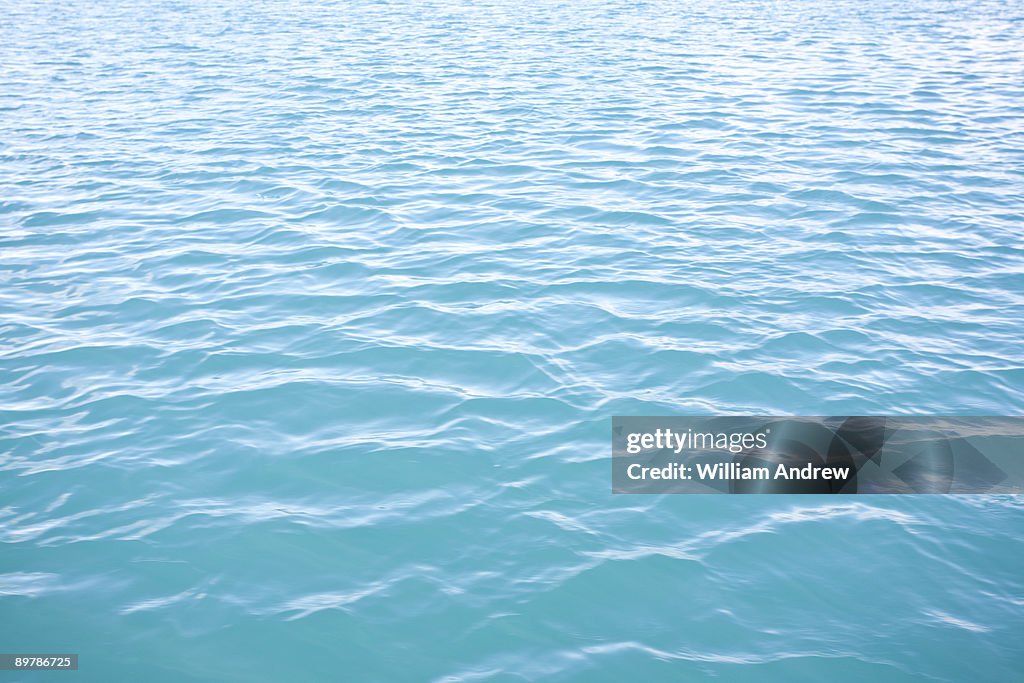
2,0,1023,680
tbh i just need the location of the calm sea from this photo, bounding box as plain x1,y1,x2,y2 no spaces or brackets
2,0,1023,680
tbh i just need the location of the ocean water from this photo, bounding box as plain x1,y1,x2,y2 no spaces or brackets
2,0,1024,680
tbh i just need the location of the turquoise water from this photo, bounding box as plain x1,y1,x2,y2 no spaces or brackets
2,0,1024,680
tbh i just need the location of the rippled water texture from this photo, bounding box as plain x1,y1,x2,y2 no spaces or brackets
2,0,1024,680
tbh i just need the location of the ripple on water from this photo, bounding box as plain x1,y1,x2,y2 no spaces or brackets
2,0,1024,681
